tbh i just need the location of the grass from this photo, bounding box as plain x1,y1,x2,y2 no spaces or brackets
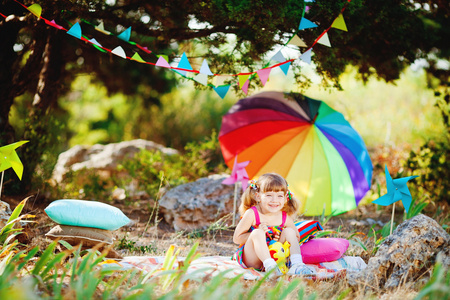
0,196,448,299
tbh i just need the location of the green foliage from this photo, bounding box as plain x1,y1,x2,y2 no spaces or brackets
404,138,450,205
117,234,157,254
119,131,226,197
404,197,429,220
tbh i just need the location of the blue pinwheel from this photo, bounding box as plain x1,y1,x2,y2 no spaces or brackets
373,165,419,213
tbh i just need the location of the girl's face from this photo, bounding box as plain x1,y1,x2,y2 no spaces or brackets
257,190,287,214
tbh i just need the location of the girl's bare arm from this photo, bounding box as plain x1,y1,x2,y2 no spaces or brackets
233,209,255,245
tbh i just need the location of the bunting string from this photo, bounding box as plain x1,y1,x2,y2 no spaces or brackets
4,0,351,99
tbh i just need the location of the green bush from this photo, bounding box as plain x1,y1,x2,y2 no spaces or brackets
119,130,227,198
404,138,450,205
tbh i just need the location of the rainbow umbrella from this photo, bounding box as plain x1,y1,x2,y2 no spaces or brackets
219,91,373,216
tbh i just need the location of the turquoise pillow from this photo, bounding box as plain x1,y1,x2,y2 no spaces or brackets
45,199,130,231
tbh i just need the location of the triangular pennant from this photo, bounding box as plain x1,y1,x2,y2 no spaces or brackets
131,52,146,63
288,35,308,47
256,68,271,86
177,52,193,70
331,14,348,31
155,56,171,68
44,19,65,30
27,4,42,18
299,18,318,30
241,80,250,95
117,27,131,42
95,22,111,35
300,49,312,64
317,32,331,47
270,50,285,63
279,62,291,75
88,38,102,48
194,73,208,86
238,74,250,87
111,46,127,59
67,23,82,39
213,85,230,99
200,59,214,75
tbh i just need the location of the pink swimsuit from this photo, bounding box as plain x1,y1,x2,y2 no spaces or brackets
233,206,287,269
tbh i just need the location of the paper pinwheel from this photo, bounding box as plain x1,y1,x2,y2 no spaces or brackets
373,165,419,213
222,156,251,191
0,141,29,180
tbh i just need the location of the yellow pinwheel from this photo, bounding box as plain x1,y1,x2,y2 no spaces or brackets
0,141,29,180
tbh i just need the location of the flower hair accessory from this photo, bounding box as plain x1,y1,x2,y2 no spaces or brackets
287,189,294,201
286,183,293,201
249,180,257,190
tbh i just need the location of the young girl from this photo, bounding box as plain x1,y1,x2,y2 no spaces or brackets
233,173,314,276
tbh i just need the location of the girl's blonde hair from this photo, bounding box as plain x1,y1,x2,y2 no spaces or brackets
239,173,299,216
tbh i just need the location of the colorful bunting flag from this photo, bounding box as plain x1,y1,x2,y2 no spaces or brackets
256,68,271,86
177,52,193,70
331,14,348,31
194,73,208,85
270,50,285,63
241,79,250,95
67,22,82,39
88,38,102,48
44,19,65,30
279,61,291,75
317,32,331,47
199,59,214,75
155,56,171,68
288,35,308,47
299,18,317,30
111,46,127,59
300,49,312,64
131,52,146,63
213,85,230,99
238,74,250,87
117,27,131,42
27,4,42,18
95,22,111,35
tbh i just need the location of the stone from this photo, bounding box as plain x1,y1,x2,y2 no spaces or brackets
0,200,12,228
347,214,450,290
51,139,179,184
159,174,237,231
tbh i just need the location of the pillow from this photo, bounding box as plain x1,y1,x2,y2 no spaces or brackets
295,220,323,245
45,199,130,231
46,225,113,247
300,238,349,264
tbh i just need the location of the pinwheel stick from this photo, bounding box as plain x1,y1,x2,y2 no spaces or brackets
232,183,238,226
0,171,4,200
390,203,395,235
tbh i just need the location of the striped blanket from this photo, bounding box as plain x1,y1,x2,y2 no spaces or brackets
102,255,366,281
295,220,324,245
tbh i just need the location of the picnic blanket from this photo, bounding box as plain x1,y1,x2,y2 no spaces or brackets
102,255,367,281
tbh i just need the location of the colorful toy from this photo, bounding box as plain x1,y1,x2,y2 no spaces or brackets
268,240,290,274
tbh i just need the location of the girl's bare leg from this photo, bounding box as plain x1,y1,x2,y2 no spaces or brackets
279,227,301,255
242,229,271,269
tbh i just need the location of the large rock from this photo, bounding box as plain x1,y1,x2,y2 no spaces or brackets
159,174,237,231
51,139,178,184
347,214,450,290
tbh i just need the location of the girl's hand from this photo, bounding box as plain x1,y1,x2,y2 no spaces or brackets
272,230,280,241
259,222,269,233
